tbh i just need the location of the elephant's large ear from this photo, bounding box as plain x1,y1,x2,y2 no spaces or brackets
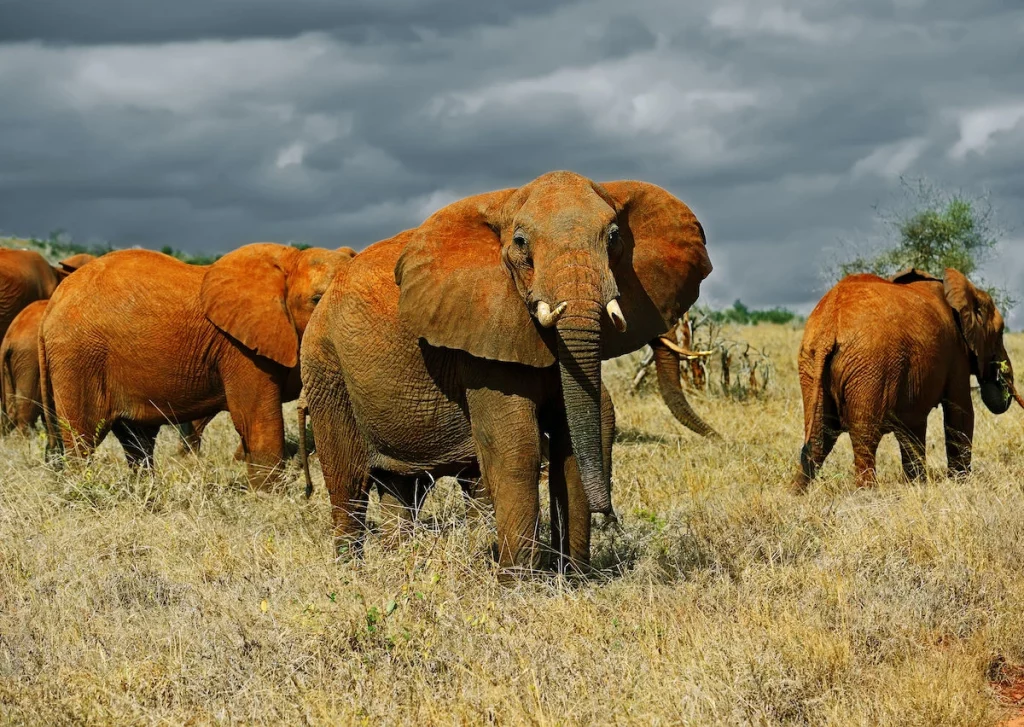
201,244,300,368
394,189,557,367
51,253,96,282
599,180,713,358
943,268,985,358
890,268,941,285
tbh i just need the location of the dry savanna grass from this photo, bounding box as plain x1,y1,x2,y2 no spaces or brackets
3,324,1024,725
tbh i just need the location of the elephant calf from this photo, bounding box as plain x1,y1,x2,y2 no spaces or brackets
792,267,1016,490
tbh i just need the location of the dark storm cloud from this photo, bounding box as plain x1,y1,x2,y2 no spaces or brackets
1,0,1023,321
0,0,575,44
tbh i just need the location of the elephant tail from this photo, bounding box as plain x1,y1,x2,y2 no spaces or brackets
37,330,61,463
798,328,837,481
297,389,314,499
0,344,13,434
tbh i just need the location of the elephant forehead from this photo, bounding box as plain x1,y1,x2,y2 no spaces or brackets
516,194,613,232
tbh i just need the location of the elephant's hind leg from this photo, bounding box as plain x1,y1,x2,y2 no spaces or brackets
894,419,927,481
112,420,160,469
307,371,371,558
849,424,883,488
54,400,109,463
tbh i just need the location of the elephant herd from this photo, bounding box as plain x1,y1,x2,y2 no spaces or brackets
1,170,1018,578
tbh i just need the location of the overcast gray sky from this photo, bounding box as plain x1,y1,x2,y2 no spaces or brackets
1,0,1022,318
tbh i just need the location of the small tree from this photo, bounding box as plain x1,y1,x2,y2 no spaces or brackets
830,177,1014,310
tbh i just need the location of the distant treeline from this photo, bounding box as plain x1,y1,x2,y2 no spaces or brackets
694,300,803,326
4,232,314,266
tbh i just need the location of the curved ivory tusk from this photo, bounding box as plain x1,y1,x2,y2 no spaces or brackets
658,336,715,358
535,300,567,328
606,299,627,333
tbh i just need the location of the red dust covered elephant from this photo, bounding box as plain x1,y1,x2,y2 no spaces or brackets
792,268,1017,490
0,253,96,433
39,243,353,487
301,171,713,573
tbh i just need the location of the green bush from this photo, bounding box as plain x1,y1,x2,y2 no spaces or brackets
696,300,801,326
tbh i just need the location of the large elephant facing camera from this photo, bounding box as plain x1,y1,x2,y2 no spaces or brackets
302,171,712,573
792,268,1016,491
40,244,353,486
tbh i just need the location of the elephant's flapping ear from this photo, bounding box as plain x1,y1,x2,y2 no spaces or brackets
599,180,713,359
942,268,987,363
201,244,300,368
394,189,557,368
890,268,941,285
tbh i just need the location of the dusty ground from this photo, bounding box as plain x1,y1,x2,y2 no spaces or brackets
3,323,1024,725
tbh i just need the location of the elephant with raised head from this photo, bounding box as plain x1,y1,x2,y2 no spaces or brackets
39,244,353,486
792,268,1016,491
301,171,712,573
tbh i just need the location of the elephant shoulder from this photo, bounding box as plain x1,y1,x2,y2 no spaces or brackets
345,232,411,304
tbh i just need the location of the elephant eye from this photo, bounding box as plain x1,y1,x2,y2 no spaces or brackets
607,225,621,248
312,293,323,304
512,230,528,248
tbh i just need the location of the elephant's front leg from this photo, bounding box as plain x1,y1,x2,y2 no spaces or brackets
466,386,542,576
545,382,615,573
224,366,287,490
546,422,592,574
942,379,974,478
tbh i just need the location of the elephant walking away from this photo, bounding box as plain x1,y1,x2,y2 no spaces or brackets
792,268,1018,491
0,254,96,433
0,249,94,342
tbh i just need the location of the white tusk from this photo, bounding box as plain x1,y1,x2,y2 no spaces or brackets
535,300,567,328
606,299,627,333
658,336,715,358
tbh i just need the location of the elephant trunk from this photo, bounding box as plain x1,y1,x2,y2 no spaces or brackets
981,354,1015,414
556,299,613,515
653,342,721,439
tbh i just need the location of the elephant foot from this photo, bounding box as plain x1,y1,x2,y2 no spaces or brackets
788,469,810,494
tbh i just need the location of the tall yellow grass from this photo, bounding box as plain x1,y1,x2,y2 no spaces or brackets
2,324,1024,725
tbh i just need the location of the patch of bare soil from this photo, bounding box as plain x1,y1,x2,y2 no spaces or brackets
990,659,1024,726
